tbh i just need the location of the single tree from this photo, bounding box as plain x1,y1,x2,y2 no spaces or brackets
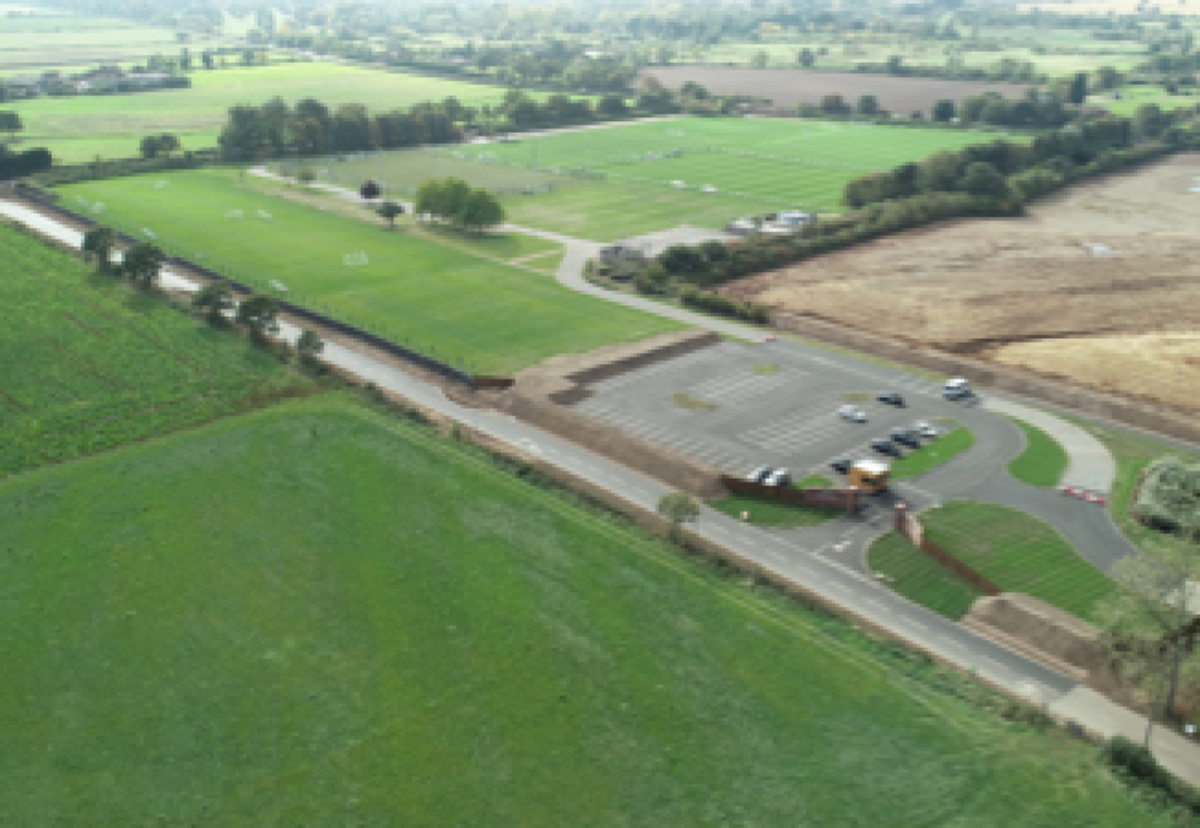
235,294,279,340
296,328,324,363
750,50,769,69
415,178,446,219
0,110,22,143
121,241,166,290
819,94,847,114
932,99,956,122
295,166,316,187
657,491,700,540
798,48,816,68
80,226,117,272
1068,72,1088,105
376,199,405,228
456,189,504,232
191,281,234,323
857,94,880,116
359,179,381,200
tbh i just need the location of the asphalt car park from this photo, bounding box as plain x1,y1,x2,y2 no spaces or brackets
571,338,992,482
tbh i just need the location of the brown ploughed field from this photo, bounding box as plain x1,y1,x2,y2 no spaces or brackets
723,154,1200,412
642,67,1036,115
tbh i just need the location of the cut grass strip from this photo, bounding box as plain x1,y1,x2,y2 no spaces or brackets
868,532,984,619
1005,416,1069,487
710,475,841,528
890,422,974,479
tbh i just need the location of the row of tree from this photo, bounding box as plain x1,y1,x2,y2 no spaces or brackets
844,110,1189,208
0,146,50,180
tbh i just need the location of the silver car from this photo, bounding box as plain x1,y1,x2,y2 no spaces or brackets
837,404,867,423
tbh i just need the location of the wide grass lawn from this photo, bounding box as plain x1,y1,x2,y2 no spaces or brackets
56,169,681,374
9,63,549,163
0,395,1171,825
1006,416,1069,487
0,221,309,478
890,421,973,479
313,117,1001,240
870,501,1116,621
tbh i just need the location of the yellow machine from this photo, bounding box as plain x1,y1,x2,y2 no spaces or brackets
847,459,890,494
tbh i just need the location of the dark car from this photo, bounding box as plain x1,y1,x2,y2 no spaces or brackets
876,392,905,407
830,458,851,475
871,439,901,456
890,427,921,447
746,465,773,484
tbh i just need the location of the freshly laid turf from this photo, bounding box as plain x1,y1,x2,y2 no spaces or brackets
55,169,681,374
870,501,1116,621
890,421,974,479
10,63,564,163
1006,416,1070,487
0,395,1170,825
317,116,1002,240
0,221,309,478
868,532,984,619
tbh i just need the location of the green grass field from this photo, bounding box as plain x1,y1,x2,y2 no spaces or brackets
890,421,973,479
869,501,1116,621
56,169,682,373
1006,416,1070,487
0,221,310,478
1089,84,1200,116
9,63,551,163
323,117,999,240
0,394,1172,825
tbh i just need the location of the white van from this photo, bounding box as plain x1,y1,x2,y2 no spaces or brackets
943,378,971,399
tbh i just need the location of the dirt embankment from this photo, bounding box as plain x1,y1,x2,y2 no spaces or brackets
723,154,1200,413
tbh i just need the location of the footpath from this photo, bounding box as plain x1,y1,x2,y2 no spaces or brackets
4,195,1198,787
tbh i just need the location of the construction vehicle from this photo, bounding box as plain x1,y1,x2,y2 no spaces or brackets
847,458,890,494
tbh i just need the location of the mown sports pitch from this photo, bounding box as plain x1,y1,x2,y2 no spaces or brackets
55,169,682,374
0,394,1172,825
325,117,1003,240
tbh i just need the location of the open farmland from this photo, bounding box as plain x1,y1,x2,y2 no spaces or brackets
643,67,1037,116
55,169,682,373
326,117,997,238
727,153,1200,413
1090,84,1200,117
0,394,1171,826
0,221,309,478
9,62,552,163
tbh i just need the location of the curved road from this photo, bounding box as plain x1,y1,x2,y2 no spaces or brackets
5,191,1197,784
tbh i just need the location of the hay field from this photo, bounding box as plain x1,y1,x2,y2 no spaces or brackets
726,153,1200,412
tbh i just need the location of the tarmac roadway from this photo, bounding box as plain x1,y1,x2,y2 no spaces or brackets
4,193,1198,786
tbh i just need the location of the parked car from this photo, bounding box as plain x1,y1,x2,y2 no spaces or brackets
871,439,901,456
830,458,851,474
764,467,792,487
913,421,938,439
890,427,921,447
746,465,773,484
837,404,867,422
876,392,905,407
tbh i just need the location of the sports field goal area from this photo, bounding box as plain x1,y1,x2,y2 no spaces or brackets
271,118,1003,241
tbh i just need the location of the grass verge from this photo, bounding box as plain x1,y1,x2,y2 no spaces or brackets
868,532,984,619
710,475,842,528
1005,415,1070,487
890,421,974,479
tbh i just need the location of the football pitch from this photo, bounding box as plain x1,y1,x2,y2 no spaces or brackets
55,169,682,374
0,394,1171,825
322,117,1004,240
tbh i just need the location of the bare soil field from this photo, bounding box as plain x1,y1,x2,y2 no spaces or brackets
725,154,1200,412
642,67,1036,115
